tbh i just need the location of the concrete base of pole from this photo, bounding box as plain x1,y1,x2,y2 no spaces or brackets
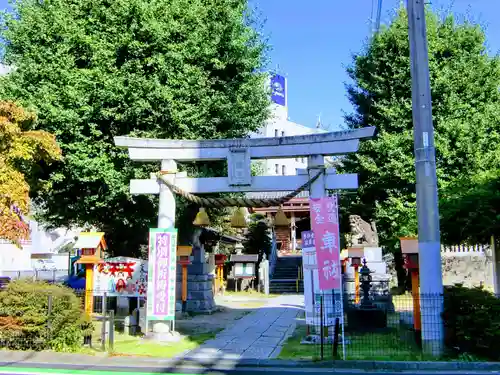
420,295,444,357
148,321,183,343
422,339,444,358
418,241,444,357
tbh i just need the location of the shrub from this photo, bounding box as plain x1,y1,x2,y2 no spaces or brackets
0,280,93,352
442,284,500,360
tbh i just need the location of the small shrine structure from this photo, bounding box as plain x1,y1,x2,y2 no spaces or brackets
74,232,106,315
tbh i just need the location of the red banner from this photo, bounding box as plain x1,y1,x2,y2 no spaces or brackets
309,196,341,291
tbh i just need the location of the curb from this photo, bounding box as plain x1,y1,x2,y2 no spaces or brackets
215,359,500,371
2,352,500,372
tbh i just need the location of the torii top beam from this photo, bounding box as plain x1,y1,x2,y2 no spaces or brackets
113,127,375,162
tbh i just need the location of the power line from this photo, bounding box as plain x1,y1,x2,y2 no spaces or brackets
374,0,383,34
369,0,376,35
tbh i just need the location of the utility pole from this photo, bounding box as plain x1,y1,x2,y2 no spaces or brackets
406,0,444,356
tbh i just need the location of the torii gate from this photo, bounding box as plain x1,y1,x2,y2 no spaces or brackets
114,127,375,335
115,127,375,211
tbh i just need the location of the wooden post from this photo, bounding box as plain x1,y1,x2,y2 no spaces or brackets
215,266,219,293
354,265,360,304
101,292,107,351
217,265,223,294
182,264,188,303
108,310,115,352
85,264,94,316
411,270,422,333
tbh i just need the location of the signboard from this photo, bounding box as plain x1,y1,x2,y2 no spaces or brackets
302,231,344,326
93,257,148,297
309,196,341,291
147,228,178,321
270,74,286,106
234,263,255,278
302,231,316,270
302,230,318,325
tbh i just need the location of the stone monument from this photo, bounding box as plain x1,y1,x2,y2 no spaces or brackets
175,228,216,314
344,215,391,300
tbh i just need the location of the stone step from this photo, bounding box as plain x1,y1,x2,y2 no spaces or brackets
273,273,299,277
269,279,304,294
272,273,299,278
270,288,304,294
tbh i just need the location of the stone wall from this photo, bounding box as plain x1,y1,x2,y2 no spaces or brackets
383,244,495,291
175,272,215,313
442,252,494,290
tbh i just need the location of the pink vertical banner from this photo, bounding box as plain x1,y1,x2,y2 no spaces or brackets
309,195,341,291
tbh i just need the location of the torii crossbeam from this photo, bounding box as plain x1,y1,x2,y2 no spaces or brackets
114,127,375,196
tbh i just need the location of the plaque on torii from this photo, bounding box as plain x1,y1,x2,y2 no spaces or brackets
114,127,375,196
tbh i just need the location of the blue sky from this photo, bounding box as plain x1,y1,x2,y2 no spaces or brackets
252,0,500,130
1,0,498,131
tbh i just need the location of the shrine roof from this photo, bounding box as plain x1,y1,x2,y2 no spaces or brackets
73,232,106,250
230,254,259,263
203,227,244,244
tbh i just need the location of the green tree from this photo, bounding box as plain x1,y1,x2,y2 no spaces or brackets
244,213,272,261
340,8,500,258
0,0,270,255
440,168,500,245
0,101,61,246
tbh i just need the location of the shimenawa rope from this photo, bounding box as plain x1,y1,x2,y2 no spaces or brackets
157,169,324,208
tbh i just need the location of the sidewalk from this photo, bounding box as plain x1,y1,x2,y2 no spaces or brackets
180,294,303,360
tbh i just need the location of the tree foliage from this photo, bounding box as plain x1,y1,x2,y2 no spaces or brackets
440,169,500,244
243,213,272,261
340,7,500,249
0,0,270,256
443,284,500,360
0,101,61,245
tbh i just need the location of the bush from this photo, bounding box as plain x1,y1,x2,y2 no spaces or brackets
443,284,500,360
0,280,93,352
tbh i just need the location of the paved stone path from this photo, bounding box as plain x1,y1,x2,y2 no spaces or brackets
182,294,303,361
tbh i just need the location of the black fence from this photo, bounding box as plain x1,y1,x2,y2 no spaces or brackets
0,282,496,362
291,292,444,361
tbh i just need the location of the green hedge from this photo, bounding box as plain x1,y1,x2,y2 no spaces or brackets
0,280,93,352
443,285,500,360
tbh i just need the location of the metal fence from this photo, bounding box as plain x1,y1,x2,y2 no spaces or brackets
298,292,444,361
0,288,136,352
0,283,495,361
0,269,69,283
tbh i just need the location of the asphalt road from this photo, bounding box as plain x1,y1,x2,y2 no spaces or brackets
0,366,491,375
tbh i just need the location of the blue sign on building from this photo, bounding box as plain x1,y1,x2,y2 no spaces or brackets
270,74,286,106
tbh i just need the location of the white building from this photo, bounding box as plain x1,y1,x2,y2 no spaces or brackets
0,63,13,75
250,73,325,176
0,219,80,275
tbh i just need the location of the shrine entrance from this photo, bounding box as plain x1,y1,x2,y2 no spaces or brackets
114,127,374,338
250,193,311,257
